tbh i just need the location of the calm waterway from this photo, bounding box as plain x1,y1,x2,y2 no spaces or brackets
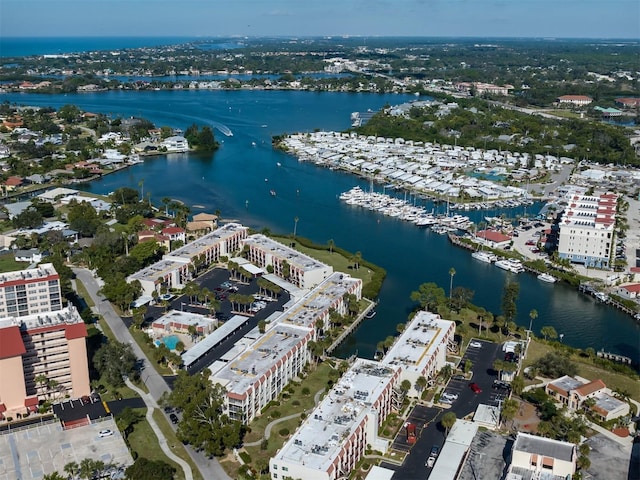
1,89,638,362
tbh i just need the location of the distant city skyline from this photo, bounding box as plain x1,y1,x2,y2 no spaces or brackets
2,0,639,39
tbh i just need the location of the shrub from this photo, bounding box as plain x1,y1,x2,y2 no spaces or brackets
278,428,290,437
239,451,252,464
260,439,268,451
301,387,311,395
292,400,300,406
271,410,282,419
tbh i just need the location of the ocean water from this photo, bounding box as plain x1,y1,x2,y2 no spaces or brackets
0,36,237,58
1,89,637,362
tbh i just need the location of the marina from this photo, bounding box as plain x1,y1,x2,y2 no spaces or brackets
2,89,637,363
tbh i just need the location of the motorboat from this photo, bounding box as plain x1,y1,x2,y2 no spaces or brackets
495,258,524,273
537,273,556,283
472,251,496,263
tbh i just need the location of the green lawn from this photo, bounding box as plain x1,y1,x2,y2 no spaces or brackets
127,416,190,480
271,235,375,285
151,409,204,480
73,278,95,308
0,255,25,273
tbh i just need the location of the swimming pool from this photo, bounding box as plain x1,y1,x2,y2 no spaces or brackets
154,335,179,350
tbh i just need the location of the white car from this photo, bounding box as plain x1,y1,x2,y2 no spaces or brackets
426,456,436,468
469,341,482,348
442,392,459,401
98,429,113,437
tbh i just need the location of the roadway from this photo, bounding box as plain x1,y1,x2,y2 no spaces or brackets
73,267,232,480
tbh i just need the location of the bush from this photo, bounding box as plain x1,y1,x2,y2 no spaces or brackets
534,352,577,378
239,451,252,464
292,400,300,406
260,439,268,451
278,428,290,437
271,410,282,419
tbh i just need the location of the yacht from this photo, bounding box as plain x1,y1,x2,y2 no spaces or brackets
472,251,497,263
495,258,524,273
537,273,556,283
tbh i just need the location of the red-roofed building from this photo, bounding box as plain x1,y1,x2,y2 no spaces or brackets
162,226,186,243
615,97,640,108
0,306,90,417
476,229,512,249
557,95,593,106
3,176,23,192
615,283,640,300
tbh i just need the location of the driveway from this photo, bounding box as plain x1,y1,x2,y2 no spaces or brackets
73,268,232,480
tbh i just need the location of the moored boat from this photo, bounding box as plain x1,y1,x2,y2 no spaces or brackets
472,251,497,263
495,258,524,273
537,273,556,283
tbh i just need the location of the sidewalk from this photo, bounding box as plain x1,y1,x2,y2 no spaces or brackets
125,379,193,480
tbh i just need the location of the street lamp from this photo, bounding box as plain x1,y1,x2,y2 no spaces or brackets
293,216,299,239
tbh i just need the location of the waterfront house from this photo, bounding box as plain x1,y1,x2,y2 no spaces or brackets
476,229,512,249
508,433,576,479
3,176,23,191
615,283,640,300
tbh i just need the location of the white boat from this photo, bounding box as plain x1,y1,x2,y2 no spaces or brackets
537,273,556,283
495,258,524,273
472,251,496,263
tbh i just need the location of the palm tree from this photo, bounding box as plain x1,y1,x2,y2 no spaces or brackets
138,178,144,201
161,196,172,216
449,267,456,300
64,461,79,479
441,411,456,436
528,309,538,338
327,239,335,254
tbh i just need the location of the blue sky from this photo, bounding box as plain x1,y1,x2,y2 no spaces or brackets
2,0,638,38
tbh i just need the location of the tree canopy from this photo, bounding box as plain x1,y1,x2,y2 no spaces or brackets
125,458,176,480
167,371,243,457
93,340,137,387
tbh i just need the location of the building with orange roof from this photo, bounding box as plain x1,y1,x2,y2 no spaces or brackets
545,375,629,421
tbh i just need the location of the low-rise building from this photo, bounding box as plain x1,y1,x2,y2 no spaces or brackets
0,306,90,417
270,359,401,480
557,95,593,106
209,324,312,423
545,375,629,421
151,310,216,336
243,234,333,289
380,311,455,397
507,433,576,480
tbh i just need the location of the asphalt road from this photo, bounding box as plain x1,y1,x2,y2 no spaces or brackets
387,339,506,480
73,268,232,480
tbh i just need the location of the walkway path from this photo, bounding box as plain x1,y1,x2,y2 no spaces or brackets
125,379,193,480
243,388,325,447
73,268,232,480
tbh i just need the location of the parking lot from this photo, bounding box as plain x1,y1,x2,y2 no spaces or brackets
388,338,508,479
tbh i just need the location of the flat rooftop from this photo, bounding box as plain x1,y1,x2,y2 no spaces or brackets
244,234,330,273
0,263,58,286
209,324,312,396
513,432,575,462
183,314,249,368
0,418,132,480
127,256,189,282
170,223,247,259
274,359,399,473
381,311,454,374
279,272,361,329
547,375,584,394
153,310,216,330
0,305,82,332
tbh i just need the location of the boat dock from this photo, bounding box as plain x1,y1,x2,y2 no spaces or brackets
596,350,633,366
325,299,376,355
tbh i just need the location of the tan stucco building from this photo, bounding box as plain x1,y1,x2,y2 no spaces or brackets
0,306,90,419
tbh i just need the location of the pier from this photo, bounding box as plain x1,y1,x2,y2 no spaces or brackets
325,299,376,355
596,350,633,365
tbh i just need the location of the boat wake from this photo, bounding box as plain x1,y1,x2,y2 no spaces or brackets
212,122,233,137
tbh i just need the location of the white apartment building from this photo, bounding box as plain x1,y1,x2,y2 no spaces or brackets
209,324,312,423
243,234,333,289
127,223,248,296
278,272,362,332
0,263,62,317
381,311,455,397
557,193,616,268
270,359,401,480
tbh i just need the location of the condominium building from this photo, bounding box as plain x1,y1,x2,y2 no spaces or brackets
242,234,333,289
128,223,248,296
380,311,455,397
209,324,312,423
557,95,593,106
270,359,401,480
0,306,90,418
278,272,362,332
557,193,616,268
0,263,62,317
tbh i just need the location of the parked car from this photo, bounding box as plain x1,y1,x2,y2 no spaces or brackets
469,383,482,394
163,406,174,414
469,341,482,348
452,374,466,381
426,456,436,468
430,445,440,458
441,392,459,401
169,413,179,424
493,380,511,391
99,429,113,437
